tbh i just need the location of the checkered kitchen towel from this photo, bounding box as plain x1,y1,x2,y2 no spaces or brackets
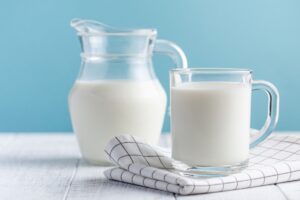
104,134,300,195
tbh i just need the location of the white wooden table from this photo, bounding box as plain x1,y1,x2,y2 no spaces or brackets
0,133,299,200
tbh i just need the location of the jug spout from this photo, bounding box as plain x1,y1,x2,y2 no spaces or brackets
70,18,125,36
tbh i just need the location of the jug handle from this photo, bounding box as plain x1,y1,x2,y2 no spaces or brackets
153,40,188,68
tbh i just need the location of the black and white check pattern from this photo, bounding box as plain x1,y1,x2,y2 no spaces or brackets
104,135,300,195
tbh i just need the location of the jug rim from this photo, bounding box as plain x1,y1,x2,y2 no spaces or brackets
71,19,157,36
76,28,157,36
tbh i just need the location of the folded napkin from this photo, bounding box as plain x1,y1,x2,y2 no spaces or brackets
104,134,300,195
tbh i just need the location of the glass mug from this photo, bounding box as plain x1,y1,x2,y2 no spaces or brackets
170,68,279,176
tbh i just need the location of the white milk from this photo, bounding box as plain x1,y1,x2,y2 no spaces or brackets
69,80,166,165
171,82,251,166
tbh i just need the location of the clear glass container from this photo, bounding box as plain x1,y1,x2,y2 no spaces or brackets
170,68,279,176
69,19,188,165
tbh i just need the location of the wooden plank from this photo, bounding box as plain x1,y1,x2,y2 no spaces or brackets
277,181,300,200
66,161,175,200
273,132,300,136
0,134,80,200
176,185,287,200
0,133,17,148
0,132,298,200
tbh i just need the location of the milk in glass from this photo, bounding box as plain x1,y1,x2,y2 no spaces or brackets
69,80,166,165
171,82,251,166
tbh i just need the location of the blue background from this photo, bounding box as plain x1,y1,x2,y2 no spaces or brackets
0,0,299,132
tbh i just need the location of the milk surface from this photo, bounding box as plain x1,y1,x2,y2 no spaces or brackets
69,80,166,164
171,82,251,166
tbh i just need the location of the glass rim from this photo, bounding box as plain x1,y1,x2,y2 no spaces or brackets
170,68,252,74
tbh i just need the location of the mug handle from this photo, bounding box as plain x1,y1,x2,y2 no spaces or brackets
250,80,280,148
153,39,188,68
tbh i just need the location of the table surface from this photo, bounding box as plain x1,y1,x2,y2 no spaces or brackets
0,132,299,200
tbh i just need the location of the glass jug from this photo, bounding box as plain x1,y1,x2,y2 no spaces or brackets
69,19,188,165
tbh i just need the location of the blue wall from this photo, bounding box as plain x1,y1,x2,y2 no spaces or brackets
0,0,299,132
